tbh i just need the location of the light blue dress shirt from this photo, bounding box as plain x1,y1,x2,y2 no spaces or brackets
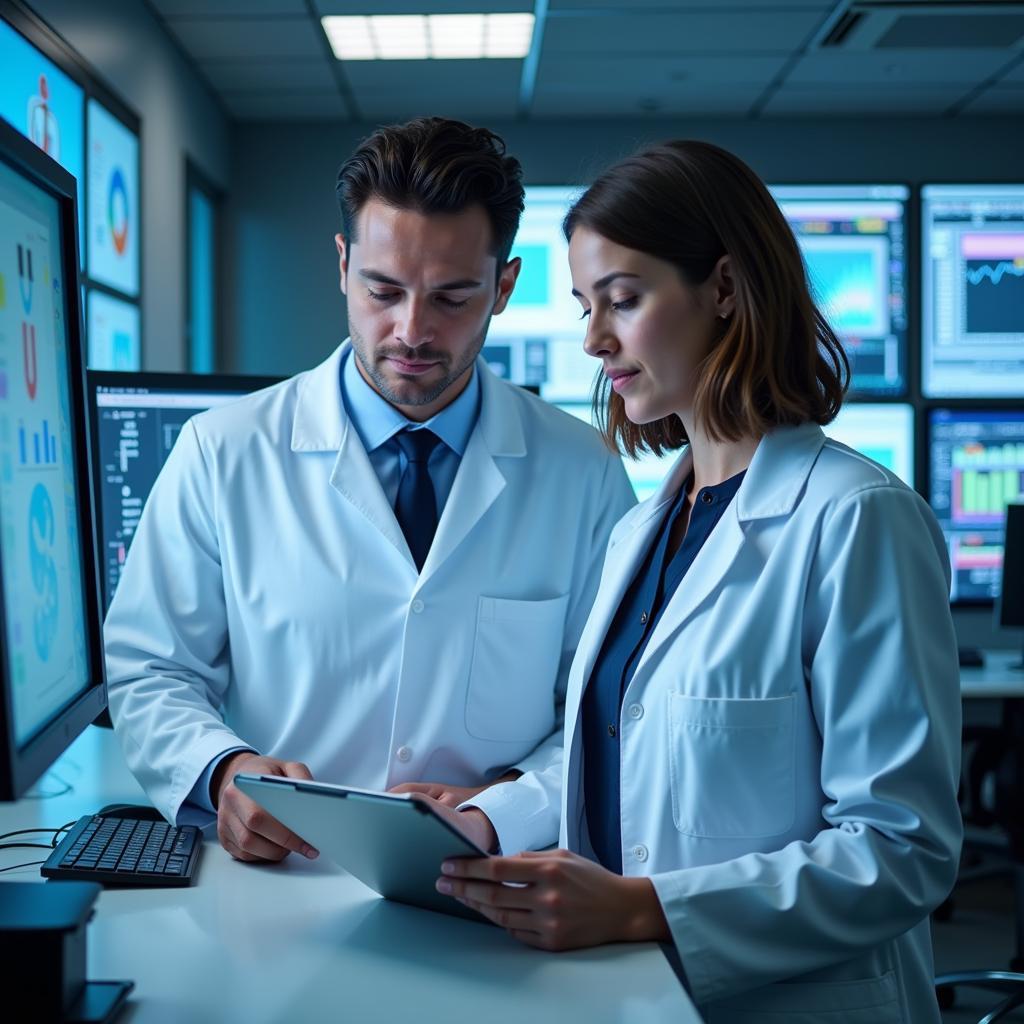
187,347,482,813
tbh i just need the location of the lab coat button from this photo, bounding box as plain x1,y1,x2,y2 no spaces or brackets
396,746,413,763
628,703,643,720
632,844,648,862
411,599,424,614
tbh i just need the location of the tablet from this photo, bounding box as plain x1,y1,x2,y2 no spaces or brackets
233,774,490,923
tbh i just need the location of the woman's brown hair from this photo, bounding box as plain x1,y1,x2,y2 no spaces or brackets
563,140,849,457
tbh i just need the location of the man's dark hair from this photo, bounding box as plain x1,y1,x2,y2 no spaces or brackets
336,117,525,271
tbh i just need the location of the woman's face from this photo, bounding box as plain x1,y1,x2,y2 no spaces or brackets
568,226,730,426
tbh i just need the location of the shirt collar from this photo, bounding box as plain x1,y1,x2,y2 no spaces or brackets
341,345,481,456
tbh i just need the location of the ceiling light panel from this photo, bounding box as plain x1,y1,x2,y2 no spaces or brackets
322,12,535,59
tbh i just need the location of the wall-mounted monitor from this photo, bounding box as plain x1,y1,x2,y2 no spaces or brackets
825,402,915,487
86,98,139,297
927,408,1024,604
0,16,84,255
921,184,1024,398
87,289,140,370
770,185,909,397
483,186,595,402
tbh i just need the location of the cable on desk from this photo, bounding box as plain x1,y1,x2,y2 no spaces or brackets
23,771,73,799
0,859,47,873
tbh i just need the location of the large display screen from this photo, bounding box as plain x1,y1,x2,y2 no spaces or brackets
0,17,84,255
86,98,139,297
771,185,909,397
483,186,593,402
922,184,1024,398
825,402,914,487
87,289,140,370
928,409,1024,603
0,153,90,745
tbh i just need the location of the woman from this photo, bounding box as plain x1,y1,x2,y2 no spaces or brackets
425,141,962,1022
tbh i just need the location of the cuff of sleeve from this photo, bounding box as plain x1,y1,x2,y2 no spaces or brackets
458,779,558,856
169,732,254,824
187,745,255,814
649,872,715,1006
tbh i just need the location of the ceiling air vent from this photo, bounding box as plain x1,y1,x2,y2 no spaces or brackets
815,2,1024,51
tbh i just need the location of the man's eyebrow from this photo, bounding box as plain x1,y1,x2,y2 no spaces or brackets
357,269,483,290
571,271,640,298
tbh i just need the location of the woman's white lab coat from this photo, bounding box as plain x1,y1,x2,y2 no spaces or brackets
475,422,962,1023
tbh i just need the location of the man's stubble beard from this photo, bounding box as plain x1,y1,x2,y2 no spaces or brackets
348,318,490,408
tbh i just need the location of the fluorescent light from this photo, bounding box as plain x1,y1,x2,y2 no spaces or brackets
485,13,535,58
322,15,374,61
322,13,535,60
429,15,485,59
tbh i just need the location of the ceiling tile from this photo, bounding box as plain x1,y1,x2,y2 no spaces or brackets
961,85,1024,114
199,58,337,92
163,16,325,60
762,84,966,116
786,49,1012,87
1001,57,1024,83
541,9,823,55
151,0,307,14
549,1,831,7
221,90,348,120
536,54,788,91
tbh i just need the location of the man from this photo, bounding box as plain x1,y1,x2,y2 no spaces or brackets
105,117,635,863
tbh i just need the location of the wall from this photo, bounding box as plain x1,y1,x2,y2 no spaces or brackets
26,0,230,371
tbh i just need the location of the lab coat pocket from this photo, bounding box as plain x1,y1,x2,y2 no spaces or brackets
465,594,569,742
668,692,795,838
706,970,904,1023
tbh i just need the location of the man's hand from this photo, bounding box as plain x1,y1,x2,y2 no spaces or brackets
389,770,521,808
211,751,320,864
434,849,671,951
403,794,500,854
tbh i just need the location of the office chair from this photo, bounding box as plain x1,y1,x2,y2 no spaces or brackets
936,720,1024,1021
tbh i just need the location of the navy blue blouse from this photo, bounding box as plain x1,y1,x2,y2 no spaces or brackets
582,469,746,873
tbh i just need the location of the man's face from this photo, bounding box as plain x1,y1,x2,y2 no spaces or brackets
336,198,520,422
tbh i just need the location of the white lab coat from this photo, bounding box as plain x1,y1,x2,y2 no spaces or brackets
474,422,962,1023
104,343,636,823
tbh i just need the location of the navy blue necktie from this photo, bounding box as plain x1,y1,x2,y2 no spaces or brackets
394,428,443,571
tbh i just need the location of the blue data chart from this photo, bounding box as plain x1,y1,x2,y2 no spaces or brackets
802,240,888,337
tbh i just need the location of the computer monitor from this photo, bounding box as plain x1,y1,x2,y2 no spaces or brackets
825,402,915,487
927,409,1024,604
88,371,282,613
770,185,909,397
0,115,106,799
997,503,1024,669
921,185,1024,398
482,186,595,402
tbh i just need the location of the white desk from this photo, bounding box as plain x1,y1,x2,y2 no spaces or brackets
0,727,700,1024
960,650,1024,700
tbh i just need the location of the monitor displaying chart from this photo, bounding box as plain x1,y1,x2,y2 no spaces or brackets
928,409,1024,603
482,186,597,401
0,17,85,255
921,184,1024,397
824,402,914,486
770,185,909,397
87,289,140,370
86,98,139,296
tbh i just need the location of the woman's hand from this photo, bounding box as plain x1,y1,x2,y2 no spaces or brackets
435,848,671,951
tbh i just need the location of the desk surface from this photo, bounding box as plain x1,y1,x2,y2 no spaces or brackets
0,728,700,1024
960,649,1024,699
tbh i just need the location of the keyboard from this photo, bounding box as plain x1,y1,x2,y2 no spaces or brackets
41,814,201,887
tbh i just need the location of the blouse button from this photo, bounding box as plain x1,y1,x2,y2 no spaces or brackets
640,610,648,624
701,491,714,505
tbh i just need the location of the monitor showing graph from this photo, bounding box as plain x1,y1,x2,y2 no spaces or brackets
928,409,1024,603
921,185,1024,397
770,185,908,396
88,372,280,612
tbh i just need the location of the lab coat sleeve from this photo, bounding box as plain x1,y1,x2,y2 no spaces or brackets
648,484,963,1005
470,452,637,854
104,419,248,824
